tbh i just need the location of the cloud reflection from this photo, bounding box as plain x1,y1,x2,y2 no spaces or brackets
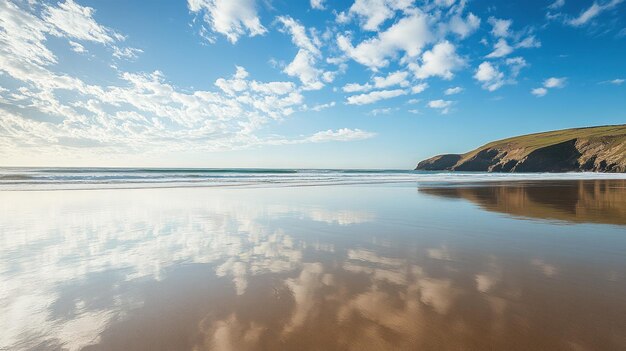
1,184,625,350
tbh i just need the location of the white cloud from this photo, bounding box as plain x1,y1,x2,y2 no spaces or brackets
444,86,463,95
277,16,320,56
340,0,414,31
567,0,623,26
411,83,429,94
544,77,566,88
337,11,432,69
250,81,296,95
68,41,86,53
306,128,376,142
343,82,373,93
277,16,327,90
427,99,453,114
409,41,465,80
548,0,565,10
43,0,122,44
187,0,266,43
310,101,336,111
473,61,505,91
531,87,548,96
516,35,541,48
488,17,512,37
370,107,393,115
310,0,326,10
335,11,351,24
373,70,410,88
448,13,481,39
486,38,513,58
342,71,409,94
531,77,566,96
485,20,540,58
505,56,528,77
112,46,143,60
434,0,457,7
346,89,407,105
607,78,624,85
284,50,324,90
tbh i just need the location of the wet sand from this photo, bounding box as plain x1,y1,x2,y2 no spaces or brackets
1,180,625,350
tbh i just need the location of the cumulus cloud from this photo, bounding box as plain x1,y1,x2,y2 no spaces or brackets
337,11,432,69
486,38,513,58
411,83,429,94
448,12,481,38
310,0,326,10
488,17,512,37
342,70,409,94
343,82,373,93
473,62,505,91
531,87,547,96
427,99,453,114
444,86,463,95
473,57,527,92
337,0,414,31
373,70,410,88
277,16,328,90
277,16,320,56
346,89,407,105
544,77,567,88
531,77,567,96
409,41,465,80
484,17,540,58
187,0,266,43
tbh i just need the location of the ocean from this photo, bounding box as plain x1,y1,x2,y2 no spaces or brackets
1,167,626,190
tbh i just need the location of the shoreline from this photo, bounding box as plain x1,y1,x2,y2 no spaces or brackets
2,173,626,192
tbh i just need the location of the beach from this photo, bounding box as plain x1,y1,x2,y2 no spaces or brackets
1,175,625,350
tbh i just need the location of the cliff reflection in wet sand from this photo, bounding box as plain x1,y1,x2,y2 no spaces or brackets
1,182,625,351
420,179,626,225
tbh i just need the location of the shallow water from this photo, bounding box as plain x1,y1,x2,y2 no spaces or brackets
1,180,625,350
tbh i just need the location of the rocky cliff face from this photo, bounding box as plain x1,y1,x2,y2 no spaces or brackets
416,125,626,173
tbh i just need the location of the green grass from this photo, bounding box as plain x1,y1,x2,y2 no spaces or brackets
461,124,626,160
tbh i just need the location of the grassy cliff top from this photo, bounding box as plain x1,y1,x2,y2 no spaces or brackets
460,124,626,162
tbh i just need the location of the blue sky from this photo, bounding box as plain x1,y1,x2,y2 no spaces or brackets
0,0,624,168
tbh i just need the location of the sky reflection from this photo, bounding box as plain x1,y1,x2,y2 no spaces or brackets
1,183,625,350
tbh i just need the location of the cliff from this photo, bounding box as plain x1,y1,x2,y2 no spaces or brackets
415,125,626,172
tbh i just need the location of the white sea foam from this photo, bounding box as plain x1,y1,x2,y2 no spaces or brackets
1,168,625,191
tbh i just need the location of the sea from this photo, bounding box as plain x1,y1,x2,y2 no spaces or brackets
1,167,626,190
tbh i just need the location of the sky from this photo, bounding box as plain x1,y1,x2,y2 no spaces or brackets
0,0,624,169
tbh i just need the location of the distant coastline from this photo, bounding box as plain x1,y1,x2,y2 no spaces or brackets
416,124,626,173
